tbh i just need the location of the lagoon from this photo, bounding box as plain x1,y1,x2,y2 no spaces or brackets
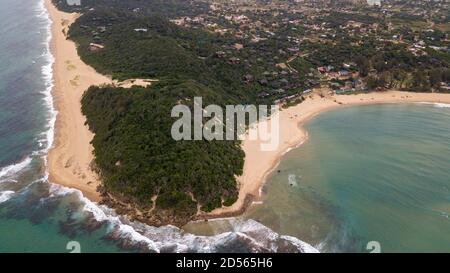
245,103,450,252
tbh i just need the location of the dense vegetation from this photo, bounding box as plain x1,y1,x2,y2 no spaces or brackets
53,0,209,17
82,80,244,215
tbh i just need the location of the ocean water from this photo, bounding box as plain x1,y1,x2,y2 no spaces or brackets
243,103,450,253
0,0,316,253
0,0,122,252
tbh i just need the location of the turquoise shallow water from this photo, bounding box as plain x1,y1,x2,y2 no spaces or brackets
244,103,450,252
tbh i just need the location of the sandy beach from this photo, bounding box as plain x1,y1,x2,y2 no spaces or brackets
45,0,112,201
44,0,450,219
204,91,450,218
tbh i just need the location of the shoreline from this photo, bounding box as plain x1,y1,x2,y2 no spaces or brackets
45,0,112,202
43,0,450,222
202,91,450,219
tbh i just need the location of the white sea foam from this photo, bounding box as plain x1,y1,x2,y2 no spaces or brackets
0,191,15,203
0,157,32,180
440,212,449,219
46,183,319,253
288,173,300,187
433,103,450,108
417,102,450,109
35,0,57,161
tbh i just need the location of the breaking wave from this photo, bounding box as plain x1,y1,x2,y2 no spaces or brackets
433,103,450,109
417,102,450,109
0,157,32,180
36,0,57,160
47,184,318,253
0,191,15,203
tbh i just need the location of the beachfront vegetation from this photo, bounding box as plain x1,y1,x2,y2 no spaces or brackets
82,80,244,216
